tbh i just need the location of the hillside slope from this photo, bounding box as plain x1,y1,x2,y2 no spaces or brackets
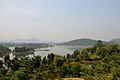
58,38,97,46
110,38,120,44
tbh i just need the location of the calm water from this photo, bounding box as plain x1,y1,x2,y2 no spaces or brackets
28,45,88,58
9,45,89,59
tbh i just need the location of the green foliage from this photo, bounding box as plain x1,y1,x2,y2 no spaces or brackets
0,44,120,80
95,40,103,48
70,62,81,77
10,70,28,80
47,53,55,65
62,63,71,77
14,47,34,53
73,50,80,57
96,47,107,58
4,54,11,68
11,57,20,70
81,48,90,60
0,46,11,56
32,55,41,68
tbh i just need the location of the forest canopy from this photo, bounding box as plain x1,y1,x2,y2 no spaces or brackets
0,41,120,80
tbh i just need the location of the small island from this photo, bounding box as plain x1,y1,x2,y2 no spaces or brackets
13,47,35,57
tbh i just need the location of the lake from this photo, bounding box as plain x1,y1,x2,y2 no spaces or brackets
27,45,89,58
9,45,89,59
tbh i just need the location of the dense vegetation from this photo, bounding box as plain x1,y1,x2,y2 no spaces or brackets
0,40,120,80
0,46,11,56
12,47,35,57
13,47,34,53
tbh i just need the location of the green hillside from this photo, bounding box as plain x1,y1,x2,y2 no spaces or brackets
110,38,120,44
58,38,97,46
58,38,116,46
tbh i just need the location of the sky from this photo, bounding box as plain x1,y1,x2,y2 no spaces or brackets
0,0,120,42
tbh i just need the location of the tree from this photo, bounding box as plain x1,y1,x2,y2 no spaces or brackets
71,50,80,58
71,62,81,77
81,48,90,60
32,56,41,68
11,57,20,70
4,54,10,68
66,53,70,59
48,63,56,78
0,60,3,68
94,40,103,48
62,63,71,77
96,47,107,58
47,53,55,65
54,55,63,69
10,70,28,80
42,56,47,64
54,55,63,78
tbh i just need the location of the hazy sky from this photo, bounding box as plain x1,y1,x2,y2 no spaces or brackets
0,0,120,42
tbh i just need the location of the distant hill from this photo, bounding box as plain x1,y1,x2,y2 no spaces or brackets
9,38,42,43
58,38,116,46
109,38,120,44
0,38,53,43
58,38,97,46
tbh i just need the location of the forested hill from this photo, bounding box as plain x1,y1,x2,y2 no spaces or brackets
58,38,96,46
58,38,116,46
109,38,120,44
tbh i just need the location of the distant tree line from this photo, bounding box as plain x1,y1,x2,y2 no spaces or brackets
0,43,50,49
13,47,34,53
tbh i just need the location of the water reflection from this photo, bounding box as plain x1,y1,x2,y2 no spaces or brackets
27,45,89,58
9,45,88,58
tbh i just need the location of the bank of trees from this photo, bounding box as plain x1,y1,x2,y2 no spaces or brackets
0,46,11,56
0,41,120,80
0,43,50,49
12,47,35,57
13,47,34,53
